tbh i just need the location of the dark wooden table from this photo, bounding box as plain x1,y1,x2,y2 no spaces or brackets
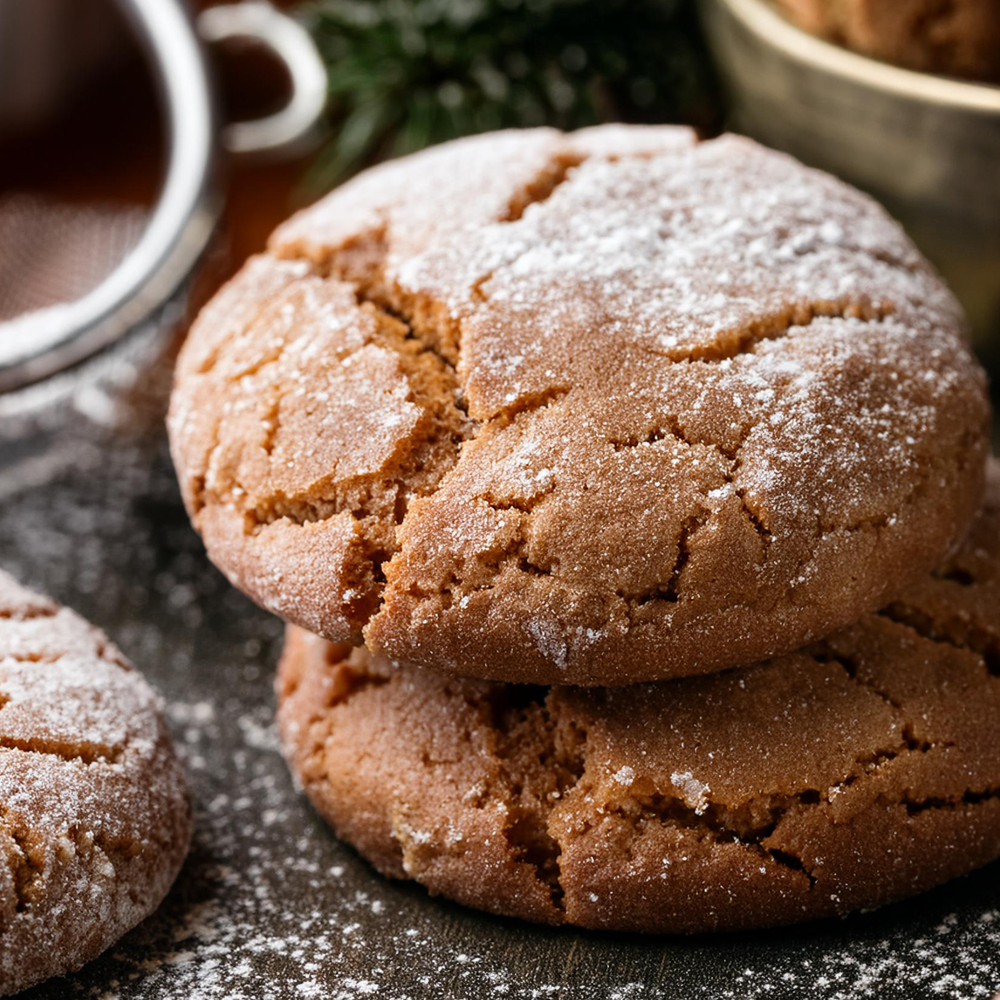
3,416,999,1000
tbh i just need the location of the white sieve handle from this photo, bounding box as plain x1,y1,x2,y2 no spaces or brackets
197,1,328,159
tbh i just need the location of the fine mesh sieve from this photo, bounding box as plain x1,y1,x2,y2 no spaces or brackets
0,195,148,326
0,0,326,421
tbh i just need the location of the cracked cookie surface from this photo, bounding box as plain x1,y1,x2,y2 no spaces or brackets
170,125,991,685
0,571,191,996
277,459,1000,934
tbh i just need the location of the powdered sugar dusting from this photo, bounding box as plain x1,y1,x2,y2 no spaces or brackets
395,133,963,416
173,127,989,682
75,670,1000,1000
251,126,988,682
612,764,636,786
0,570,190,995
3,437,999,998
670,770,711,815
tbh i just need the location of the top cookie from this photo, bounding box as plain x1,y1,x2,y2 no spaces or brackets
169,125,990,686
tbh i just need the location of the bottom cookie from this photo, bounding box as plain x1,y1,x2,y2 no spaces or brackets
277,463,1000,934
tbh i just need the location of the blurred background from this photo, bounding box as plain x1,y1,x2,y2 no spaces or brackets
1,0,997,460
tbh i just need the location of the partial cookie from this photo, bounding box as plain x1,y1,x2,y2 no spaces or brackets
277,461,1000,934
171,125,990,685
0,571,191,996
775,0,1000,82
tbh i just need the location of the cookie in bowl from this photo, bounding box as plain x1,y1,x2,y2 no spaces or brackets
774,0,1000,81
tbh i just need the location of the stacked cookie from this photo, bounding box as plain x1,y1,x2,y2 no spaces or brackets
169,125,999,933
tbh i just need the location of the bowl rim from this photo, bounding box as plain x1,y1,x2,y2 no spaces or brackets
715,0,1000,114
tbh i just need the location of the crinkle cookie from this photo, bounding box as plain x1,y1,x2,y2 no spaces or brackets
775,0,1000,81
0,571,191,996
170,125,990,685
277,460,1000,934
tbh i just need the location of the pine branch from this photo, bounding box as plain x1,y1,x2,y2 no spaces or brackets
302,0,720,192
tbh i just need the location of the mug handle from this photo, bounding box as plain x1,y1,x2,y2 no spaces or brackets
196,1,328,158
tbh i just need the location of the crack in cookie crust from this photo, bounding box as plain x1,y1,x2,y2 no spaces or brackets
0,735,121,765
276,468,1000,931
0,571,191,995
170,125,990,683
878,604,1000,676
